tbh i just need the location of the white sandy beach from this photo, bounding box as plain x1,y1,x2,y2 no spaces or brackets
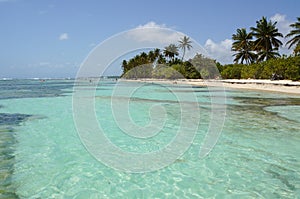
122,79,300,95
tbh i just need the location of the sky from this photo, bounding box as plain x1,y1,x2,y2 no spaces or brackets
0,0,299,78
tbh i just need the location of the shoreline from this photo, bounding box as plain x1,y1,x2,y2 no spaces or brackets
121,78,300,95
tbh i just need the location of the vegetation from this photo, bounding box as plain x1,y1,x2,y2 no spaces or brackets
232,28,256,64
219,56,300,81
286,17,300,56
224,16,300,80
121,17,300,81
178,36,193,61
232,17,283,64
121,36,220,79
251,17,283,61
163,44,179,63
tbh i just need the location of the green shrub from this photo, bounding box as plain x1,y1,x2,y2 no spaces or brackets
221,64,243,79
222,56,300,80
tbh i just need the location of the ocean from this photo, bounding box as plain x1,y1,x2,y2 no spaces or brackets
0,79,299,198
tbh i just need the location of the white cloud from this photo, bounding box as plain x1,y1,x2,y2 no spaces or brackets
204,39,234,64
270,13,293,55
39,62,50,67
59,33,69,40
271,13,291,36
127,21,184,45
136,21,167,29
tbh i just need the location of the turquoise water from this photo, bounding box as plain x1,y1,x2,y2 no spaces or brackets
0,79,299,198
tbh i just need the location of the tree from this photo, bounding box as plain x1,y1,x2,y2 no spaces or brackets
232,28,257,64
190,54,218,78
178,36,192,61
250,16,283,61
286,17,300,56
154,48,161,58
294,43,300,56
163,44,179,62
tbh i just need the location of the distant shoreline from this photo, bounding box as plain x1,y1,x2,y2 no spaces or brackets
121,78,300,95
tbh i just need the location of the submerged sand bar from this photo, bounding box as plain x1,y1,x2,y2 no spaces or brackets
122,79,300,95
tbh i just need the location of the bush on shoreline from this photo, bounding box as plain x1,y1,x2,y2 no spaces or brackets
220,56,300,80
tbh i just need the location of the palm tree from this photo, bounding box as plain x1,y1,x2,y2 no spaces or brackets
232,28,257,64
286,17,300,55
163,44,179,62
147,50,156,62
256,48,281,61
294,43,300,56
250,16,283,61
178,36,192,61
154,48,161,58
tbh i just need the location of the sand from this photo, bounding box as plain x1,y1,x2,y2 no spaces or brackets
121,79,300,95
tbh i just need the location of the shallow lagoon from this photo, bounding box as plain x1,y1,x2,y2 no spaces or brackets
0,79,299,198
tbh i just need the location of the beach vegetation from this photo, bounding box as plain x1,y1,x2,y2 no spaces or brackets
163,44,179,62
251,16,283,61
232,28,256,64
121,37,215,79
121,16,300,81
178,36,193,61
223,16,300,81
121,49,210,79
286,17,300,56
222,56,300,80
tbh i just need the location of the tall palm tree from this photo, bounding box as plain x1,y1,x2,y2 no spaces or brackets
163,44,179,62
232,28,257,64
286,17,300,56
250,16,283,61
178,36,192,61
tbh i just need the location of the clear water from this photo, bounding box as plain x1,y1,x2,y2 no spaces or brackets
0,79,299,198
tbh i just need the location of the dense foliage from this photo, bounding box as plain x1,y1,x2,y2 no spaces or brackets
224,16,300,81
219,56,300,80
121,50,218,79
121,36,220,79
232,16,283,64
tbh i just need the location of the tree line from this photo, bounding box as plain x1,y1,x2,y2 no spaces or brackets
121,36,218,79
232,16,300,64
223,16,300,80
121,16,300,80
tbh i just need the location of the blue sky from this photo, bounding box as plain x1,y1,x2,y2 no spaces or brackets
1,0,299,78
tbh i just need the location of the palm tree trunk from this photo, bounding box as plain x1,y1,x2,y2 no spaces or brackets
181,48,186,61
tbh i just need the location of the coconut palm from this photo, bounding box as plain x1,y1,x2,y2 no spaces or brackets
256,48,281,61
154,48,161,58
250,16,283,61
163,44,179,62
178,36,192,61
232,28,257,64
286,17,300,55
293,43,300,56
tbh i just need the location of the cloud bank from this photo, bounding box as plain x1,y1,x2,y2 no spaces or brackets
204,39,234,63
59,33,69,40
127,21,184,45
